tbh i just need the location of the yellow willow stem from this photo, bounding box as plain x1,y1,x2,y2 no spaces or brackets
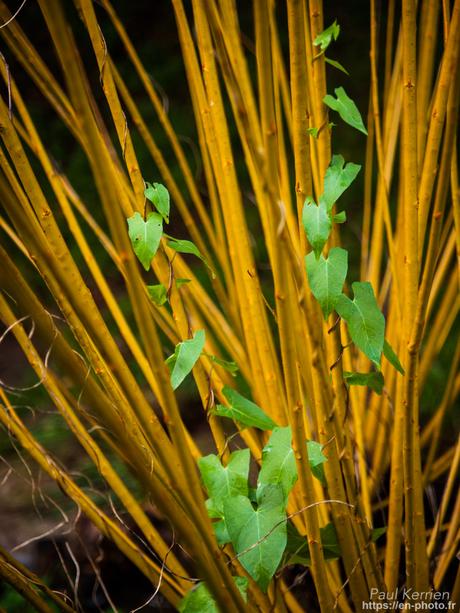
418,0,460,251
427,437,460,560
0,542,75,613
0,394,184,607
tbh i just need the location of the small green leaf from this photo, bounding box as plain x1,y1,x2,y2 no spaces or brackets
127,211,163,271
166,329,205,390
167,237,214,277
371,527,387,542
224,486,287,591
178,577,248,612
144,182,170,223
257,427,297,504
205,353,239,375
383,339,405,374
335,282,385,366
305,247,348,320
321,155,361,212
307,127,319,139
323,87,368,135
176,278,191,288
343,371,384,395
333,211,347,223
198,449,250,518
325,57,349,74
314,20,340,52
307,440,327,484
215,387,277,430
283,522,339,567
302,196,332,258
147,283,167,306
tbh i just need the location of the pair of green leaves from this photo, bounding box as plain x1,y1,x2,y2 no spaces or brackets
314,21,349,75
198,427,328,591
302,155,360,259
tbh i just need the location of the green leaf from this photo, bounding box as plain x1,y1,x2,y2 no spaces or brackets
284,522,340,567
343,371,384,395
320,522,341,558
323,87,368,135
333,211,347,223
325,57,349,74
147,283,167,306
302,196,332,258
307,440,327,484
313,20,340,52
371,527,387,542
165,329,205,390
167,237,214,277
224,486,287,591
213,519,231,545
321,155,361,212
257,427,297,504
178,577,248,612
307,127,319,139
204,353,239,375
335,282,385,367
198,449,250,518
144,182,170,223
383,339,405,375
305,247,348,320
176,278,191,288
127,211,163,271
215,387,277,430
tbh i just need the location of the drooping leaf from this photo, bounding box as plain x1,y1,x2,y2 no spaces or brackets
144,182,170,223
204,353,239,375
147,283,167,306
335,282,385,366
325,57,349,74
224,486,287,591
302,196,332,258
198,449,250,518
165,329,205,390
176,278,191,288
167,237,202,258
305,247,348,320
257,427,297,504
333,211,347,223
307,440,327,484
321,155,361,212
215,387,277,430
178,577,248,612
127,211,163,271
313,20,340,52
323,87,368,135
307,127,319,139
383,339,405,375
343,371,384,395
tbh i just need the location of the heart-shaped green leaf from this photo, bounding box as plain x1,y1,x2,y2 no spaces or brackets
335,282,385,366
127,211,163,271
305,247,348,320
302,196,332,258
224,486,287,591
144,182,170,223
147,283,167,306
198,449,250,518
323,87,367,135
321,155,361,212
165,329,205,390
